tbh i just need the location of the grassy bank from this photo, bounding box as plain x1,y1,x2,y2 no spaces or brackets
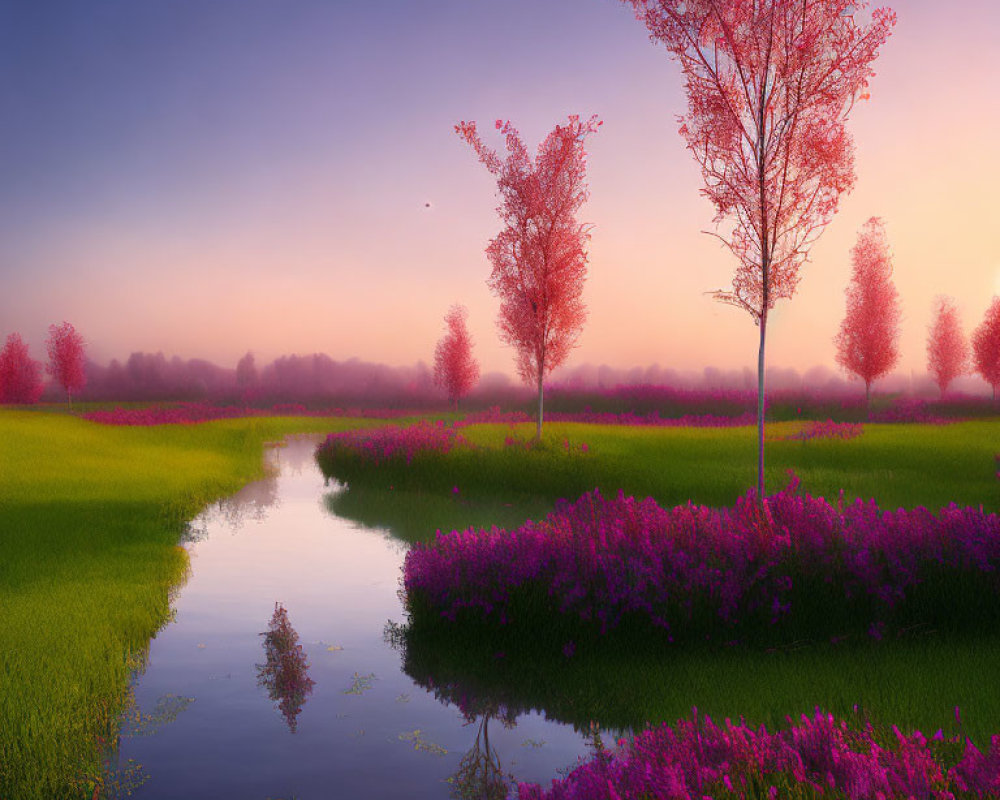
320,421,1000,512
399,621,1000,748
0,411,373,799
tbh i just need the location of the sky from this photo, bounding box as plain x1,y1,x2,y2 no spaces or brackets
1,0,998,386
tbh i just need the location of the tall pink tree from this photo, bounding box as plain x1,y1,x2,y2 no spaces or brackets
0,333,44,404
833,217,901,408
621,0,894,498
457,115,601,439
45,321,87,408
971,296,1000,402
926,296,969,397
433,304,480,410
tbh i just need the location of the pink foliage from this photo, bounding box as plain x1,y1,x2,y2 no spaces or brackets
0,333,44,404
456,114,601,435
621,0,894,499
622,0,895,323
433,305,480,408
927,297,969,397
45,321,87,404
972,297,1000,401
834,218,901,401
256,603,314,733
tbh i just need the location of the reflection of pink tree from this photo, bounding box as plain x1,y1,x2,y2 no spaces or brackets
256,603,315,733
450,708,516,800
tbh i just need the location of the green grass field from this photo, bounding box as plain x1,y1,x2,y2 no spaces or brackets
323,420,1000,512
0,411,375,800
2,411,997,798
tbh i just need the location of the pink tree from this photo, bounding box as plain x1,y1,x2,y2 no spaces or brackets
236,352,258,389
833,217,901,408
621,0,894,498
972,296,1000,402
0,333,44,404
457,115,601,439
926,296,969,397
45,321,87,408
433,304,480,411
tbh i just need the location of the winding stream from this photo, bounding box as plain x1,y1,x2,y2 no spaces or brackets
113,436,592,799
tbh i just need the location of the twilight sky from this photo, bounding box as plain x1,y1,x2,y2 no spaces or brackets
1,0,998,385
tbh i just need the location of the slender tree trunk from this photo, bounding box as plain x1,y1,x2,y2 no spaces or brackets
67,388,72,411
757,312,767,501
865,380,871,414
536,372,544,441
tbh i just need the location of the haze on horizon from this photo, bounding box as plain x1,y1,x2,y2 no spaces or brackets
1,0,998,389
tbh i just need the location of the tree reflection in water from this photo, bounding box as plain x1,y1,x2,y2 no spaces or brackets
256,603,315,733
449,707,516,800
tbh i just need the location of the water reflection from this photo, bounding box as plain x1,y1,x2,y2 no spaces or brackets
116,437,593,798
325,484,551,546
390,620,635,736
256,603,315,733
273,435,323,475
216,471,280,530
449,711,516,800
183,470,280,543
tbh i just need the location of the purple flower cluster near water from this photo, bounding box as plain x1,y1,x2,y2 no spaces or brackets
82,402,415,425
316,419,470,466
781,420,864,441
403,475,1000,638
517,708,1000,800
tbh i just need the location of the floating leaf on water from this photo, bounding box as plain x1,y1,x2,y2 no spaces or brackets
343,671,376,695
399,729,447,756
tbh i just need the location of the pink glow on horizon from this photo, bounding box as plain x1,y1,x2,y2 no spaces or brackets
1,1,997,390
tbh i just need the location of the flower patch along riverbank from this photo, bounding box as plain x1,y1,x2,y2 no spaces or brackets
514,707,1000,799
402,477,1000,645
318,419,1000,799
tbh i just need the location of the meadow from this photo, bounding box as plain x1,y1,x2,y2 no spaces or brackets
2,406,998,798
0,410,376,800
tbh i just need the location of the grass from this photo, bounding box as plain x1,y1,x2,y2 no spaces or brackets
0,411,376,800
320,420,1000,512
324,485,553,545
3,411,997,797
399,620,1000,748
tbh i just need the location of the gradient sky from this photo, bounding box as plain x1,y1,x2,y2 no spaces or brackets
1,0,998,384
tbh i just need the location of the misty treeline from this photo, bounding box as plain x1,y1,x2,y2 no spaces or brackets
68,349,989,410
76,351,520,408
